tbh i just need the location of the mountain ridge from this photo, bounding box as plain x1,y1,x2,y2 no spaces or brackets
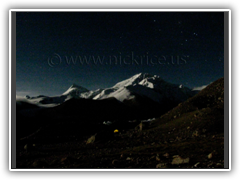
92,73,195,105
17,73,199,108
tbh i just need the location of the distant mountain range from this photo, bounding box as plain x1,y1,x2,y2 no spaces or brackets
17,73,199,108
16,73,205,140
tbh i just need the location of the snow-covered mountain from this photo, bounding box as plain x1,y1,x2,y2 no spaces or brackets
17,95,67,108
62,83,89,96
92,73,195,104
17,84,90,107
112,73,153,88
17,73,197,108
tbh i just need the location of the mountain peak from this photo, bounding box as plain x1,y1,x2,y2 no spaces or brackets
62,84,89,95
113,73,155,88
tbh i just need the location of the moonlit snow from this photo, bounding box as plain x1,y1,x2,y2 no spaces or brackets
62,83,89,96
16,73,202,107
192,85,208,91
92,73,195,103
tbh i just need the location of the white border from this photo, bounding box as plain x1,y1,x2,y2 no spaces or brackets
9,9,12,172
10,9,230,11
9,9,231,172
228,9,232,171
8,169,232,171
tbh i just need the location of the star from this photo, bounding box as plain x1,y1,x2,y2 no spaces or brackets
178,21,182,25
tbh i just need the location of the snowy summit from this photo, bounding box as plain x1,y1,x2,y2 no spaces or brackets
92,73,195,103
62,83,89,96
113,73,154,88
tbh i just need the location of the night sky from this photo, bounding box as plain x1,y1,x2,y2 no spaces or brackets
16,11,224,97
